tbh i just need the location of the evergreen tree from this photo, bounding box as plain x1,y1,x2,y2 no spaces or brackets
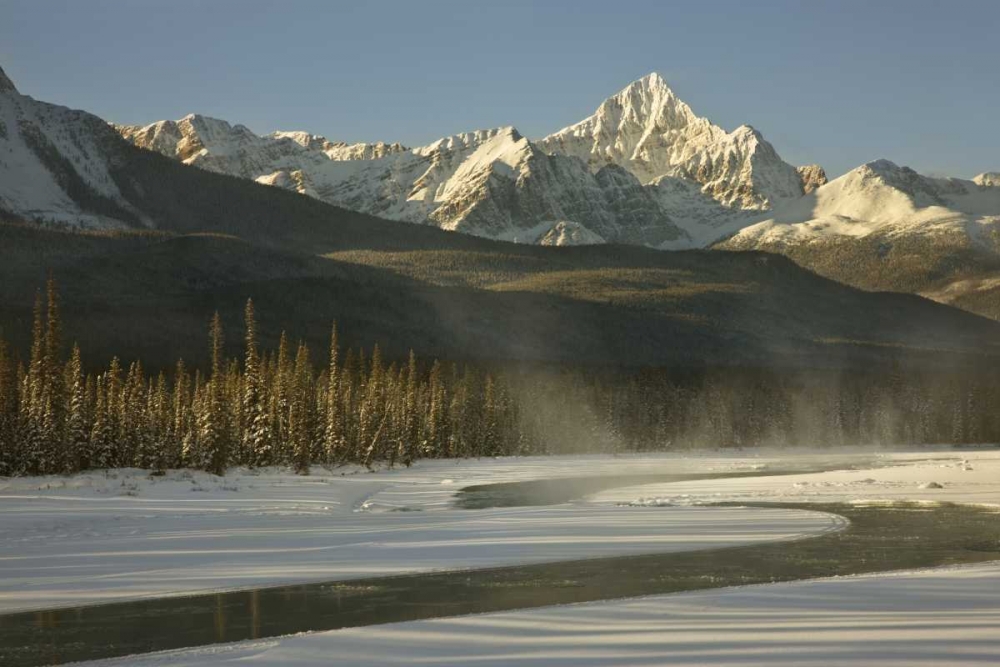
398,350,419,466
64,344,88,473
427,360,447,457
22,291,46,473
241,300,272,467
0,337,14,475
360,345,390,469
323,323,343,464
88,374,114,469
273,331,292,462
198,313,228,475
289,342,314,474
148,372,170,473
170,359,191,468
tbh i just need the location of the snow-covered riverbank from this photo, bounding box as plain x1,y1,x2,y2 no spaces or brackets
0,454,846,613
5,449,1000,666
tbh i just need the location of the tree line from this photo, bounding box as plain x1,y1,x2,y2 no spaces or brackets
0,280,527,477
2,280,999,478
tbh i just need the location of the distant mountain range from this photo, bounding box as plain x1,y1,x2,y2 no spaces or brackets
2,62,1000,329
115,73,824,248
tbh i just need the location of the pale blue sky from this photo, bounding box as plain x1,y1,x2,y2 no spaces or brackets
1,0,997,178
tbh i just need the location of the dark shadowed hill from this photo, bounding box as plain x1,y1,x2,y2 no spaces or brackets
1,221,998,373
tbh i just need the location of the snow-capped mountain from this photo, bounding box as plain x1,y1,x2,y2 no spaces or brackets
539,73,813,210
0,65,148,228
721,160,1000,248
116,73,818,247
717,160,1000,318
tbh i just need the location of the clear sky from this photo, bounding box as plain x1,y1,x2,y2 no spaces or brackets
1,0,997,178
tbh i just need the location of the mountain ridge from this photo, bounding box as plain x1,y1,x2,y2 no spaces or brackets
114,72,814,247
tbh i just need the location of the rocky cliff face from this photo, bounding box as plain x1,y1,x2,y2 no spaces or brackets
796,164,828,194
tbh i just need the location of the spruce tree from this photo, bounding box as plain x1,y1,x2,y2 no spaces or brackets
242,300,272,467
148,372,170,473
170,359,191,468
323,323,343,464
198,313,228,475
290,342,314,474
273,331,292,462
360,345,389,468
427,360,447,457
88,375,113,469
482,373,500,457
22,292,46,473
398,350,418,466
105,357,123,466
0,337,13,475
183,371,203,467
64,344,88,473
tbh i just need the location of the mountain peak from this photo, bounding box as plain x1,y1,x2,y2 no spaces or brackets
540,73,805,209
730,124,764,143
626,72,670,92
863,158,903,174
0,65,17,94
611,72,689,118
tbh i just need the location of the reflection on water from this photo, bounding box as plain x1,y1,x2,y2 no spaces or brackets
2,458,996,667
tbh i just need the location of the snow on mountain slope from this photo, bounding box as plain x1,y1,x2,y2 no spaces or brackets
536,220,605,246
119,117,688,244
540,73,815,210
116,116,409,180
116,114,334,180
975,173,1000,188
0,66,145,228
116,73,822,247
269,130,406,161
722,160,1000,247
